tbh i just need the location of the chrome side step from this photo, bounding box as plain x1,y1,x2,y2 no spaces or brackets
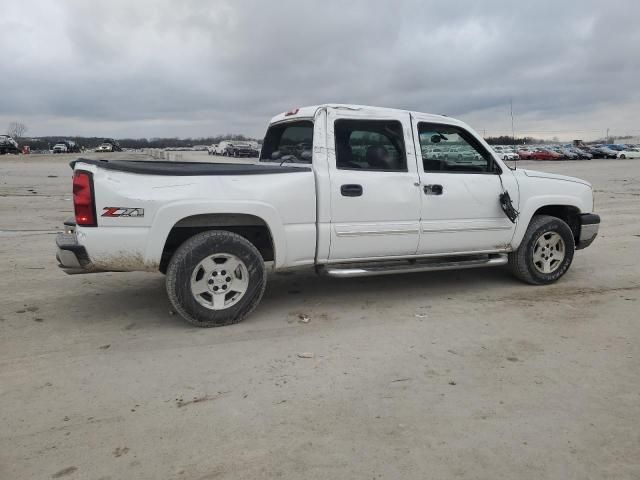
317,254,508,278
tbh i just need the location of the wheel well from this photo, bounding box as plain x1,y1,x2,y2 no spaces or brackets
533,205,581,243
159,214,275,273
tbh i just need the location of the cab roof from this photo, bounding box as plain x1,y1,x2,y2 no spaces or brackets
269,104,457,126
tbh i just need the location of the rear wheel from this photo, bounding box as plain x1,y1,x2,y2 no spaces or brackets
508,215,575,285
166,230,267,327
620,154,626,159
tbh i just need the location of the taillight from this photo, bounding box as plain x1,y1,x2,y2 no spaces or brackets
73,171,97,226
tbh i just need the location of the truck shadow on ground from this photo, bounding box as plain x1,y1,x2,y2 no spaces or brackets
254,266,515,321
47,266,516,329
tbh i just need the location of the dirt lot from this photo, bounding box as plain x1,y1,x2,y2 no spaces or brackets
1,153,639,479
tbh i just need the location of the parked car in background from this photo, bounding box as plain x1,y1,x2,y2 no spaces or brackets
592,145,618,159
95,138,122,152
95,143,114,152
532,149,562,160
0,135,20,154
230,143,254,157
605,144,626,152
215,141,234,155
568,147,593,159
246,141,261,157
517,148,534,160
493,146,519,161
216,141,254,157
53,142,68,154
617,148,640,159
53,140,81,154
577,145,604,159
558,147,579,160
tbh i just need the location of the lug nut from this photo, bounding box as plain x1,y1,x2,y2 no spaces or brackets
213,286,218,291
212,271,218,277
222,285,227,290
221,270,226,275
226,277,231,282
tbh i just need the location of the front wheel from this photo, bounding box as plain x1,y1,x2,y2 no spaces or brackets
166,231,267,327
620,154,626,159
508,215,575,285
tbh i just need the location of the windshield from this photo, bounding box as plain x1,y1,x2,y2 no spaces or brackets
260,120,313,163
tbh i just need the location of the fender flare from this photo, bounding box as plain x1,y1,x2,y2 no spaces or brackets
511,195,588,249
144,200,286,268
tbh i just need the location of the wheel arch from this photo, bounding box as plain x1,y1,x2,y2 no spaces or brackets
144,201,286,273
530,205,581,243
512,197,587,249
158,213,276,273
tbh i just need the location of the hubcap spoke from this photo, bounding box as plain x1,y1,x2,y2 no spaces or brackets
223,258,242,275
191,277,209,295
200,256,218,274
212,292,226,309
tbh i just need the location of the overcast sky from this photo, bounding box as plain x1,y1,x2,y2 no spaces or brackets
1,0,639,141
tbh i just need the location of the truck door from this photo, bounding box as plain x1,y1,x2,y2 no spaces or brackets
327,110,421,261
411,117,517,254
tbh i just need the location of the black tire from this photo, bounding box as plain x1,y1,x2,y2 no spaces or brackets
620,154,626,159
508,215,575,285
166,230,267,327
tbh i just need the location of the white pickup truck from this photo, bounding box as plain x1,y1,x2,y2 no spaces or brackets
56,104,600,327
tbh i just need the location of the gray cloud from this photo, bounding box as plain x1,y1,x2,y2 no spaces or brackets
1,0,639,140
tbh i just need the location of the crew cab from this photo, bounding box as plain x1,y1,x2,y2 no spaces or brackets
56,104,600,327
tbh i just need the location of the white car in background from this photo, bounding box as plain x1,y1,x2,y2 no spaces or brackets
52,143,69,154
493,146,519,161
95,143,114,152
617,148,640,159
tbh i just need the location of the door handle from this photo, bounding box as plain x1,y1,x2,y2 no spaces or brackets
341,184,363,197
423,184,443,195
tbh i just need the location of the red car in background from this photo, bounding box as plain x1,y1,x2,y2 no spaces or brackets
531,149,563,160
517,149,534,159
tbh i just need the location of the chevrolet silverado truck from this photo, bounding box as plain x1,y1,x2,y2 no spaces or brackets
56,104,600,327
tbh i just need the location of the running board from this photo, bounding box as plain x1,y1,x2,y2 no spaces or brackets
317,254,508,278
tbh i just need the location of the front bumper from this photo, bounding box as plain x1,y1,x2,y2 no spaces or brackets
576,213,600,250
56,220,100,274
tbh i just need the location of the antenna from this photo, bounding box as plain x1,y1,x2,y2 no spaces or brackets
510,98,517,169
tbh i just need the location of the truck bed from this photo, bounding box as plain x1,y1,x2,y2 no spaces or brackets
70,158,311,176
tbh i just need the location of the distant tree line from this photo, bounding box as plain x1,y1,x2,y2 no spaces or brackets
484,135,550,145
18,134,258,151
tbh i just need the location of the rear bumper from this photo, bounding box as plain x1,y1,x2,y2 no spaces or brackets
576,213,600,250
56,225,101,274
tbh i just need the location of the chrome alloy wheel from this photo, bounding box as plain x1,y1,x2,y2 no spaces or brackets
532,231,565,274
190,253,249,310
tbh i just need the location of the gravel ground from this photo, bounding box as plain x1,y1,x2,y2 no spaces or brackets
1,153,639,479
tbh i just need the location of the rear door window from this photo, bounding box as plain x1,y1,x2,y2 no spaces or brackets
335,119,407,171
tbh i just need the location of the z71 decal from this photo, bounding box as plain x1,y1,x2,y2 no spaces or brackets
102,207,145,217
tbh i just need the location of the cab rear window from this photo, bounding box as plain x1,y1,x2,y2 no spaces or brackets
260,121,313,164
